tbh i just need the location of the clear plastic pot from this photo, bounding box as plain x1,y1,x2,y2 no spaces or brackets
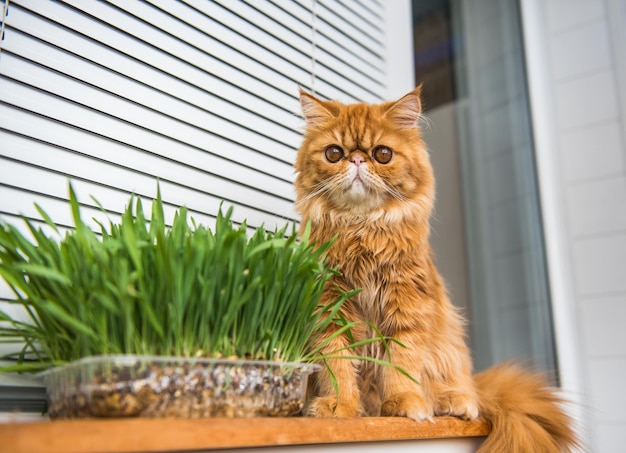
37,355,320,419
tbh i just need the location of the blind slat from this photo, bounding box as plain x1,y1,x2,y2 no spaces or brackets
7,28,303,147
2,51,298,161
318,0,384,40
237,0,386,86
0,102,295,209
140,0,381,101
0,95,298,224
339,0,384,30
7,5,304,136
294,0,385,57
269,0,386,101
0,153,294,231
210,0,386,94
16,0,303,114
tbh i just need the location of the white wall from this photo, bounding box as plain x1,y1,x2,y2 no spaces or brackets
384,0,415,100
522,0,626,450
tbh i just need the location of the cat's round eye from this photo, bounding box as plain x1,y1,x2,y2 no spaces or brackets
324,145,344,163
372,146,393,164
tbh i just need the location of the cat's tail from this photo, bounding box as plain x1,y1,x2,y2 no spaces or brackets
474,362,581,453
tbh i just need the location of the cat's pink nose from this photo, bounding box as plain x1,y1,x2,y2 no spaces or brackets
351,155,364,166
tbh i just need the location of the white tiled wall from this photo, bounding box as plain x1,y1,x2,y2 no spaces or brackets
533,0,626,449
566,177,626,237
561,121,625,183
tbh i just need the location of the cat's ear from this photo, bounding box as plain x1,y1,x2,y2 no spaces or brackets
384,85,423,129
299,89,335,128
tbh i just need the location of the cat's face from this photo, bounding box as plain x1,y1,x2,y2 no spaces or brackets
294,87,434,222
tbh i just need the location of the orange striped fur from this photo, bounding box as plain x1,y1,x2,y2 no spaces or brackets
295,87,579,452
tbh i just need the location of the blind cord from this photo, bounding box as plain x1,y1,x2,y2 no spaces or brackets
0,0,9,54
310,0,318,95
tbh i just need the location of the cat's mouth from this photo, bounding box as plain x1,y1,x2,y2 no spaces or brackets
348,168,365,189
332,165,385,210
345,170,372,201
349,179,365,194
323,169,389,214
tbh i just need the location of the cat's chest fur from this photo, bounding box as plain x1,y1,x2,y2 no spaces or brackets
313,216,432,326
319,215,427,274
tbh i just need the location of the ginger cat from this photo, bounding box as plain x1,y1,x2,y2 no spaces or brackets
294,87,579,452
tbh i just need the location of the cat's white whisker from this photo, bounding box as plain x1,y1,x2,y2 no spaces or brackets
382,181,409,202
299,174,346,204
367,172,408,203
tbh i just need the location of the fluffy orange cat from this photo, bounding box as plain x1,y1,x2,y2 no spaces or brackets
294,87,579,452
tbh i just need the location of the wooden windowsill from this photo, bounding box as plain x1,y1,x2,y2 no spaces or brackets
0,416,489,453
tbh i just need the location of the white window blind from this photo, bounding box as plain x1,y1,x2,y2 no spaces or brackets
0,0,387,231
0,0,394,411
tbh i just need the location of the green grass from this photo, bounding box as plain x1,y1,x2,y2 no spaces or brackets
0,184,396,374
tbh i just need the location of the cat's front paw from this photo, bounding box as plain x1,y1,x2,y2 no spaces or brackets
306,396,360,417
435,391,479,420
381,392,433,421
